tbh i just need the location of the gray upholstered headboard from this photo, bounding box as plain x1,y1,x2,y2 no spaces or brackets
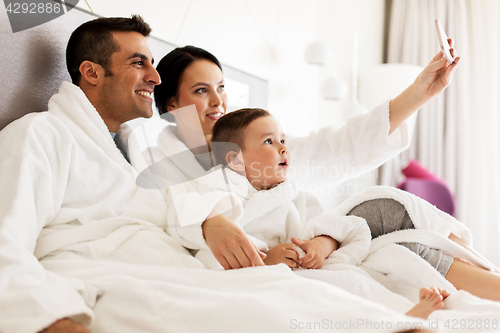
0,6,267,131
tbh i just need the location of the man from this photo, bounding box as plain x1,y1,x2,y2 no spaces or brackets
40,15,175,333
0,15,202,333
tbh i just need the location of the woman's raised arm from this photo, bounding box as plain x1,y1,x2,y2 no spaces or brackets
389,40,460,134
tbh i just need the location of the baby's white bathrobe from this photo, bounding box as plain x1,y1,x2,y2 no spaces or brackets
188,169,372,272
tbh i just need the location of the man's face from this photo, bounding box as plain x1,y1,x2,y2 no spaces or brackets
99,31,160,127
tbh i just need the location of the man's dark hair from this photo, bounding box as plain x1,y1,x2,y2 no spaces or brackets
154,46,223,122
211,108,271,165
66,15,152,85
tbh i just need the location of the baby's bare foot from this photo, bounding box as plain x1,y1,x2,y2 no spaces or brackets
437,288,451,300
405,287,446,319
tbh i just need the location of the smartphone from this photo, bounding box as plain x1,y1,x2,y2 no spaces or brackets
435,20,454,64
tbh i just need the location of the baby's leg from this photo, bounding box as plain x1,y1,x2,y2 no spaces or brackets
405,287,448,319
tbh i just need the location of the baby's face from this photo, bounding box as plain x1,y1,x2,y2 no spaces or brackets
241,116,290,190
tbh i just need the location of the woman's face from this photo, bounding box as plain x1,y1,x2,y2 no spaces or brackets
168,59,228,137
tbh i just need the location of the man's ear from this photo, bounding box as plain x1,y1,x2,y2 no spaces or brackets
79,61,102,86
226,151,245,172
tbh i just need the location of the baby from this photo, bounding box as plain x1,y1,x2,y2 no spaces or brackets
210,107,449,319
212,108,338,269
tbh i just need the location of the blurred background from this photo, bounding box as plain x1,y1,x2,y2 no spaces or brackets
2,0,499,266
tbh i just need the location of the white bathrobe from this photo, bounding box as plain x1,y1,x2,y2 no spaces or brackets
163,167,500,319
119,100,411,252
120,100,410,188
0,82,204,332
184,169,371,271
1,82,432,333
5,82,497,333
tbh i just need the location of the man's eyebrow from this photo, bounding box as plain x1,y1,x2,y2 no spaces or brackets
127,53,151,62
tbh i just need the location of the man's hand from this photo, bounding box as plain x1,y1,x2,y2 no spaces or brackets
202,214,266,269
263,243,300,268
291,236,338,269
39,319,90,333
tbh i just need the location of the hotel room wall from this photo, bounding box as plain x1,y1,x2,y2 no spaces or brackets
75,0,385,137
73,0,386,210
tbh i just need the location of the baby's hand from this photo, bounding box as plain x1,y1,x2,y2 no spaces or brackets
263,243,300,268
291,236,337,269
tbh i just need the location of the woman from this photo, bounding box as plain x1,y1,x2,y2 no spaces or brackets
147,45,452,254
120,44,500,300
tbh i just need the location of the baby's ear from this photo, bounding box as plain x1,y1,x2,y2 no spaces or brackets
226,151,245,172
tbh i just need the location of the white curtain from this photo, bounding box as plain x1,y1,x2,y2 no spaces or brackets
387,0,500,267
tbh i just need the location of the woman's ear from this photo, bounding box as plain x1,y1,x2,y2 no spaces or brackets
79,61,101,86
166,98,178,113
226,151,245,172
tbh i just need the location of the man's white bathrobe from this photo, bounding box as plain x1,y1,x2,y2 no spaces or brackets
0,82,426,333
0,82,209,332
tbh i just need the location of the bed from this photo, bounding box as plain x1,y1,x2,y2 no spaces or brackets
1,5,500,333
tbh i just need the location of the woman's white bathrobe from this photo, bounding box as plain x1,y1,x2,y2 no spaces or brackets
120,100,411,253
121,101,410,188
1,82,432,333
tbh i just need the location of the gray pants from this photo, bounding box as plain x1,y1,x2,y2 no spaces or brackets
347,198,454,277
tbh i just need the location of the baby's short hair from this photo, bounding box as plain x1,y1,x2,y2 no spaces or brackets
211,108,271,166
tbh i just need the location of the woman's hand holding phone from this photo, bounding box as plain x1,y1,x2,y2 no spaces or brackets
435,20,455,64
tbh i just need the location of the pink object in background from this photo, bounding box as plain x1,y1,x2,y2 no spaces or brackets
401,159,445,184
397,159,456,217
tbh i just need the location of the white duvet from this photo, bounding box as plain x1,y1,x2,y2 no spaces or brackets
117,100,500,332
161,165,500,327
0,82,430,333
1,81,497,333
